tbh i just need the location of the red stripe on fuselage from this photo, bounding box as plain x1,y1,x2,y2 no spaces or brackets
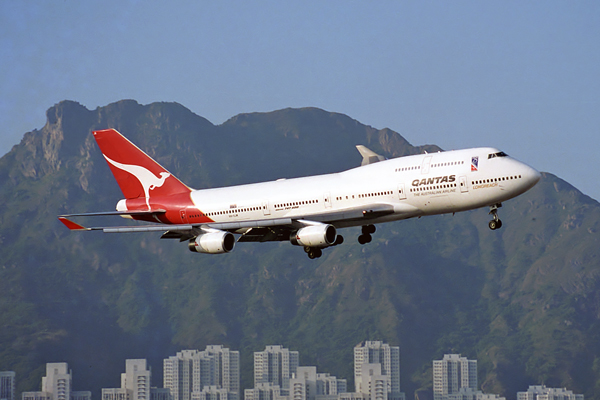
126,192,214,224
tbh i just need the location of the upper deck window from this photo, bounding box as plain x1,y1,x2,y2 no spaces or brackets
488,151,508,159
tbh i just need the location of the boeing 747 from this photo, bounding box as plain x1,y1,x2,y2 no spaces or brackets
59,129,541,259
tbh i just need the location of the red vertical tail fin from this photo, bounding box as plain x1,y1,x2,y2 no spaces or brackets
93,129,191,202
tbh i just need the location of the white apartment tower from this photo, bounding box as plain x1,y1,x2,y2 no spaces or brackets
253,345,299,396
203,345,239,400
164,350,198,400
102,359,155,400
122,360,152,400
22,363,90,400
517,385,584,400
353,341,402,400
42,363,72,400
432,355,478,400
288,366,347,400
243,383,280,400
163,346,240,400
357,364,388,400
0,372,16,400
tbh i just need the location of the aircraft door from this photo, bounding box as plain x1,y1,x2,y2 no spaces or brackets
397,183,406,200
324,192,332,208
460,176,468,193
422,156,432,174
262,200,271,215
180,209,188,223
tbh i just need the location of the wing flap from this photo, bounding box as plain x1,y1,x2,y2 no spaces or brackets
300,203,396,224
206,218,293,231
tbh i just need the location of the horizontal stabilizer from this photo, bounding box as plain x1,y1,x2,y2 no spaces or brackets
59,209,166,217
58,217,194,233
58,217,90,231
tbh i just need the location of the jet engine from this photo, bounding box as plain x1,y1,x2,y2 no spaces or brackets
188,230,235,254
290,224,337,247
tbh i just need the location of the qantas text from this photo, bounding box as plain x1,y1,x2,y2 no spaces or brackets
412,175,456,187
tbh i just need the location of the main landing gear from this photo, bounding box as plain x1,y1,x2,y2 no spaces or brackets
304,235,344,259
358,225,376,244
488,203,503,230
304,246,322,259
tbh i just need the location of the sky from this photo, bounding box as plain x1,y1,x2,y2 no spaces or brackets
1,1,599,199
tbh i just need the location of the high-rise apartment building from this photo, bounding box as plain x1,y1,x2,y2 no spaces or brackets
0,372,15,400
288,366,347,400
22,363,90,400
203,345,239,400
253,345,299,396
353,341,402,400
103,359,167,400
163,346,239,400
517,385,583,400
42,363,72,400
432,355,477,400
122,360,152,400
164,350,198,400
432,355,506,400
356,364,388,400
244,383,280,400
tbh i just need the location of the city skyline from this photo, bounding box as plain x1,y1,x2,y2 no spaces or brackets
2,344,585,400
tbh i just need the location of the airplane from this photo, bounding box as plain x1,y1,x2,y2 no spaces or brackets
58,128,541,259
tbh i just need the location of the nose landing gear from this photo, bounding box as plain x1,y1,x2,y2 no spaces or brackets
488,203,503,230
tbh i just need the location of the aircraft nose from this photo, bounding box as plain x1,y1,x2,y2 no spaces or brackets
523,164,541,188
529,166,541,184
532,168,542,184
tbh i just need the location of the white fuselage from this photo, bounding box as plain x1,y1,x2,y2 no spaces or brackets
186,147,541,229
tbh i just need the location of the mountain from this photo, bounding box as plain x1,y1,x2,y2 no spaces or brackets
0,100,599,399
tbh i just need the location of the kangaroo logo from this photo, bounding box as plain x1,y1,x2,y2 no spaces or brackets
103,155,171,209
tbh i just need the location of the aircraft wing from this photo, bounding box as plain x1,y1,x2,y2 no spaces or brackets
58,202,420,243
58,216,296,242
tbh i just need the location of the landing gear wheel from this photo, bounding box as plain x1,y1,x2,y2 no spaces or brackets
488,203,503,230
304,246,311,253
334,235,344,245
358,233,372,244
307,248,322,259
362,225,376,235
488,218,503,230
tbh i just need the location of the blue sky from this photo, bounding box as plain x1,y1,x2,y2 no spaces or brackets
1,1,599,199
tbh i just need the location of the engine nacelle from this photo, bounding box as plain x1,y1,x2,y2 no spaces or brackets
188,231,235,254
290,224,337,247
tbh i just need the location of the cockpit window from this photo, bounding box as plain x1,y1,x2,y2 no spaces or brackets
488,151,508,159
